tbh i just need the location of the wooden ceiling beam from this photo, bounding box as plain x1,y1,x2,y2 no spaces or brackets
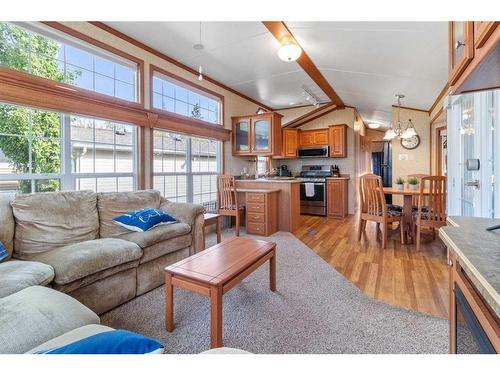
282,102,337,128
262,21,344,108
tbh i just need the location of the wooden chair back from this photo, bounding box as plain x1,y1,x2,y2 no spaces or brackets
217,175,239,215
417,176,447,227
359,173,387,219
409,174,430,206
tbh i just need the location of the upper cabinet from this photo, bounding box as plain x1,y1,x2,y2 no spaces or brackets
329,124,347,158
473,21,498,49
232,112,282,156
281,129,299,158
448,22,474,85
299,129,329,147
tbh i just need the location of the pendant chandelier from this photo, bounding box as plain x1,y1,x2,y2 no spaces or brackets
384,94,418,140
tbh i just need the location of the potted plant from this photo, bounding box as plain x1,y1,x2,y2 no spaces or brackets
407,176,419,191
394,177,405,190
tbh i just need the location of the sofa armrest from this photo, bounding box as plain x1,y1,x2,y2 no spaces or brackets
160,198,205,253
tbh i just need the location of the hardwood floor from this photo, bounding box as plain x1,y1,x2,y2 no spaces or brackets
294,214,449,318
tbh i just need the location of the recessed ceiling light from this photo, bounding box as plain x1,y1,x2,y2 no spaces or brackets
368,123,381,129
278,37,302,62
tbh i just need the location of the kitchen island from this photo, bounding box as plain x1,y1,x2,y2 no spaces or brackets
235,178,301,232
439,216,500,353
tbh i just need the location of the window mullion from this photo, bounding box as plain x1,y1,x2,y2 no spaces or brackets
186,137,193,203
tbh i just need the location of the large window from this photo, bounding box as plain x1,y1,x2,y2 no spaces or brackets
0,22,139,102
0,102,138,193
153,129,220,211
152,70,221,125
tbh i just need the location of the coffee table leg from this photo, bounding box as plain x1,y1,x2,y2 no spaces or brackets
210,285,223,348
270,249,276,292
165,273,174,332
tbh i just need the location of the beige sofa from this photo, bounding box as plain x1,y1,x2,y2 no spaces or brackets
0,189,204,314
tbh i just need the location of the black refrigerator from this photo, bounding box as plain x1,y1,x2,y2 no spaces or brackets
371,141,392,203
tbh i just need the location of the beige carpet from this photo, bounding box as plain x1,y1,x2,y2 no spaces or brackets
101,230,448,354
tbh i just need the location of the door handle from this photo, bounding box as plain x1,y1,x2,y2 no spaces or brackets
465,180,480,189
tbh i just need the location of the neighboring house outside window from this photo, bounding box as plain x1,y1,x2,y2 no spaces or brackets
153,129,221,212
0,102,138,194
152,70,221,125
0,22,139,102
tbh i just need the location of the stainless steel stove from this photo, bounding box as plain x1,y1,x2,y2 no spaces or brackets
297,165,333,216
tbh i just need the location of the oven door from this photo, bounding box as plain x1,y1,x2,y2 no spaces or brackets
454,284,496,354
300,182,326,206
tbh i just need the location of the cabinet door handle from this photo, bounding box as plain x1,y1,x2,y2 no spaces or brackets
455,40,465,49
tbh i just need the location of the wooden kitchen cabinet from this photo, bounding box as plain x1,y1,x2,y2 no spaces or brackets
299,129,329,147
281,128,299,158
473,21,499,49
448,22,474,85
327,178,348,218
232,112,282,156
245,190,279,236
329,124,347,157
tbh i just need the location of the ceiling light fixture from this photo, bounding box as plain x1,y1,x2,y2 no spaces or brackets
193,22,204,81
368,123,381,129
384,94,418,140
278,37,302,62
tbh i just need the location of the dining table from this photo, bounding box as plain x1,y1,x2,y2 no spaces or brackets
380,187,430,244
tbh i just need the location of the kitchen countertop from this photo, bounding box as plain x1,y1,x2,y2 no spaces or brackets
235,178,300,184
326,176,350,180
236,188,281,193
439,216,500,317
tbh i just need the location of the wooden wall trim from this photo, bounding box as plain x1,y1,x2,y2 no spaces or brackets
262,21,344,108
0,67,150,125
430,107,445,125
0,67,231,141
428,83,450,115
283,102,337,128
288,106,339,129
42,21,146,108
89,21,273,112
391,105,429,113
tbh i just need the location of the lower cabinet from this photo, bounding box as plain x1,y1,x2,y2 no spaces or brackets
327,179,348,218
245,191,279,236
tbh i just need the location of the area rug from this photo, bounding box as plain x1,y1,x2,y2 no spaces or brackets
101,231,448,354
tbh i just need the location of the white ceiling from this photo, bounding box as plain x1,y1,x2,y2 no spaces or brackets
104,21,329,108
104,21,448,127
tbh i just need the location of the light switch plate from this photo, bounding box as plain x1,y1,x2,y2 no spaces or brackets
398,154,408,161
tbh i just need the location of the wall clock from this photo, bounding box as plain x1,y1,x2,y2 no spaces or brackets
401,135,420,150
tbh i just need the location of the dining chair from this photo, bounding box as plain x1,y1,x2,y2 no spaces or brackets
358,173,404,249
217,175,245,236
413,176,447,251
408,174,430,208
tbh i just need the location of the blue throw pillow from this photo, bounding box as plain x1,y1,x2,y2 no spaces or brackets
0,241,8,261
37,330,164,354
113,208,177,232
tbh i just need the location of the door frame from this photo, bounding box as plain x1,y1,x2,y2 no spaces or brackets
435,124,447,176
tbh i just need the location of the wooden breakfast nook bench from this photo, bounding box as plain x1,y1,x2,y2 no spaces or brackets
164,236,277,348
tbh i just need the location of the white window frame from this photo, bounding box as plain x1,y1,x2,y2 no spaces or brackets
152,70,222,126
152,129,221,207
2,22,140,103
0,102,138,193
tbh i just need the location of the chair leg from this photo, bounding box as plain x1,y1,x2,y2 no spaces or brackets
399,219,405,245
382,222,388,249
432,228,436,240
235,213,240,237
376,222,380,234
416,224,421,251
357,217,364,241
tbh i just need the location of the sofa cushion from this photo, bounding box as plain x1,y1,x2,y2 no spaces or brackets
11,190,99,258
97,190,162,238
140,234,192,264
27,324,114,354
29,238,142,285
0,260,54,298
118,222,191,249
0,193,15,262
0,286,99,354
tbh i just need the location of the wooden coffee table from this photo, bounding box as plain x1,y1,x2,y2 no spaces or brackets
164,236,277,348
